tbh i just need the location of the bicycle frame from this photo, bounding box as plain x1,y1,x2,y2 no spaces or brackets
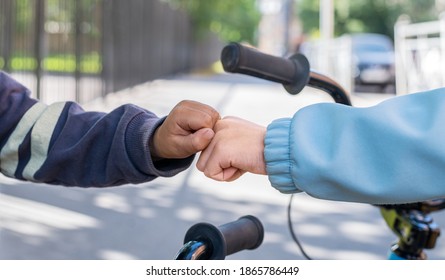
381,200,445,259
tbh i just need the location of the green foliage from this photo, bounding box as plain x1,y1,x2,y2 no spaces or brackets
297,0,439,39
0,53,102,74
14,0,34,33
297,0,319,37
164,0,261,43
11,56,37,70
43,53,102,73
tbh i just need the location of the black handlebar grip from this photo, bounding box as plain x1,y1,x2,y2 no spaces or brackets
183,215,264,260
221,42,310,95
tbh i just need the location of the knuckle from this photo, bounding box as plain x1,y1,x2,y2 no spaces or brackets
201,113,215,127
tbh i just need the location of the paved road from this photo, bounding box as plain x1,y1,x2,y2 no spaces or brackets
1,73,444,260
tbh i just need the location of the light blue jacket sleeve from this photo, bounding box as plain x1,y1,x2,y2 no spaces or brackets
264,88,445,205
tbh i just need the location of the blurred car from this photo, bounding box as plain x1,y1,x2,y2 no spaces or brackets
351,33,396,90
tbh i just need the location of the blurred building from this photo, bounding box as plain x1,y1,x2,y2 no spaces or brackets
257,0,302,55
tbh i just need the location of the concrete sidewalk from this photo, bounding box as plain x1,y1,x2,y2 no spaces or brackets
1,73,444,260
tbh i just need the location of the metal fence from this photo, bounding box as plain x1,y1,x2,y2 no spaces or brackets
0,0,221,104
394,14,445,95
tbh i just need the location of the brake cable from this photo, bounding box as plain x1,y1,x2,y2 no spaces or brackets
287,194,312,260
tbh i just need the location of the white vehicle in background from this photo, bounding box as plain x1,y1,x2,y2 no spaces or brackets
351,33,396,92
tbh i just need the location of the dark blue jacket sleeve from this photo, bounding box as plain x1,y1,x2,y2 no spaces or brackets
0,71,194,187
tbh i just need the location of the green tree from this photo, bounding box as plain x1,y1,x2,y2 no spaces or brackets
14,0,33,34
164,0,261,44
297,0,439,39
297,0,319,37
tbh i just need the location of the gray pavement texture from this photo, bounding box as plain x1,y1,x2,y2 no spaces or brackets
1,73,445,260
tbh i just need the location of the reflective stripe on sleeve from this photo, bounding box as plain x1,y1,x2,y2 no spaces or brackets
22,102,66,181
0,102,48,177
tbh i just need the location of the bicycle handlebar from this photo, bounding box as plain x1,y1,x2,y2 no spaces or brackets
308,71,352,105
221,42,310,95
221,42,352,106
175,215,264,260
